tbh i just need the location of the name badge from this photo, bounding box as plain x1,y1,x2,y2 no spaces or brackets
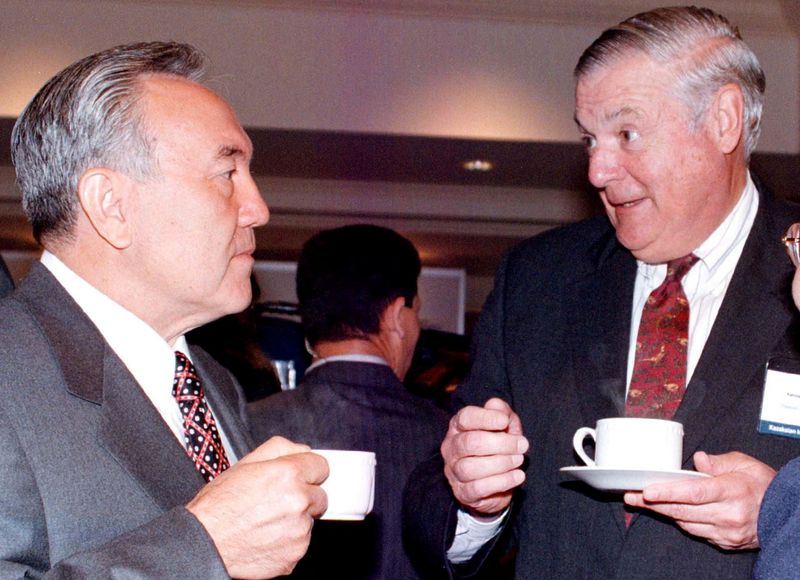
759,357,800,439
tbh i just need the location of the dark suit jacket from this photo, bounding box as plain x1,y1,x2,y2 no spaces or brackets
0,255,13,298
248,360,450,580
404,186,800,579
0,263,253,578
754,455,800,579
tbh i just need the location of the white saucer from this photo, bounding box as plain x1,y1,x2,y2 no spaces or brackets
559,466,710,492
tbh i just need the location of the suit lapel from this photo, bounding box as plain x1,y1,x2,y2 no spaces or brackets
16,264,228,509
97,352,206,510
678,192,797,460
568,240,637,426
193,348,254,460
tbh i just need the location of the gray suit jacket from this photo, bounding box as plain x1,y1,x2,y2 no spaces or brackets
404,185,800,579
0,263,253,578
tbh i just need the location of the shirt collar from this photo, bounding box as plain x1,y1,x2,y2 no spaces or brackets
306,353,389,373
40,250,190,391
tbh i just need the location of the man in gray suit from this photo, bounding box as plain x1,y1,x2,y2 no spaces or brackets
0,42,328,578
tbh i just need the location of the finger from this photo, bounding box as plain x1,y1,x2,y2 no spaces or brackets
628,499,718,525
640,476,724,505
483,397,513,414
452,469,526,506
243,436,312,463
482,399,525,437
693,450,713,474
280,451,330,485
450,429,528,459
307,481,329,518
454,405,513,432
450,453,525,483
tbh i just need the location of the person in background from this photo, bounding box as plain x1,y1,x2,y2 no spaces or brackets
404,6,800,578
0,255,13,298
754,224,800,579
0,41,328,578
248,224,450,579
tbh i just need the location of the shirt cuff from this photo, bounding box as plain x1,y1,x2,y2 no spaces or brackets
446,507,507,564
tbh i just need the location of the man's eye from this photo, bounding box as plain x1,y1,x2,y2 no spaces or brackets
581,135,597,150
621,129,640,143
222,169,236,180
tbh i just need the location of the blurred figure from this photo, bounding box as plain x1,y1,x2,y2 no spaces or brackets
754,224,800,579
0,41,327,577
0,255,13,298
248,224,450,579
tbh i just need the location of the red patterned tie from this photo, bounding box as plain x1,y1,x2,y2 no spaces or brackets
173,351,231,482
626,254,698,419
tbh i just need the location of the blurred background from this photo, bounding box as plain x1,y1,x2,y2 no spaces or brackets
1,1,798,375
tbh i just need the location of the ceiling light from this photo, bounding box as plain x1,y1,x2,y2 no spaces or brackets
462,159,494,172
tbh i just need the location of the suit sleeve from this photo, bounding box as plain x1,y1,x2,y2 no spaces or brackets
402,252,517,578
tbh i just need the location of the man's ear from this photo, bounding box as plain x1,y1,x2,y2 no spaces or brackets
77,168,133,249
381,296,408,339
710,83,745,155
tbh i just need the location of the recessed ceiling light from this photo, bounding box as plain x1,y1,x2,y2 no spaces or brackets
462,159,494,172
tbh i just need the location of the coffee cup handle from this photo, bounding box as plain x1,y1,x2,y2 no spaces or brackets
572,427,596,467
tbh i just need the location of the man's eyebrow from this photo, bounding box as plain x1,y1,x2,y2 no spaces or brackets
605,106,641,122
215,145,246,159
574,106,643,130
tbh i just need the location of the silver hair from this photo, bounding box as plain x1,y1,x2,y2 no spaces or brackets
574,6,765,160
11,41,206,243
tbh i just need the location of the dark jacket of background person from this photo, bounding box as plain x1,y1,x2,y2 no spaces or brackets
0,256,13,298
248,224,451,578
249,360,449,579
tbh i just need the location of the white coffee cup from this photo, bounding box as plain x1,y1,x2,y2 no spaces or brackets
572,417,683,471
313,449,376,521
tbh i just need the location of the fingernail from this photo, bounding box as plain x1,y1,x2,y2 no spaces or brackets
517,437,529,453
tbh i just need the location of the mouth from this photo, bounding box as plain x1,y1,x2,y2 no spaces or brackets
607,196,646,210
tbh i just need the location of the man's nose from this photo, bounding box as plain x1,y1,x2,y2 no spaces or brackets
239,173,270,227
587,146,624,189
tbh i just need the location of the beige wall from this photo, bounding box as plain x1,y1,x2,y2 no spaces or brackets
1,0,798,151
1,0,799,320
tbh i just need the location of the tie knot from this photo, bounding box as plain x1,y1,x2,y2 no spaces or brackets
665,254,699,284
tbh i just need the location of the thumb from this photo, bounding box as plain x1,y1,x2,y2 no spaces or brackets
693,450,717,475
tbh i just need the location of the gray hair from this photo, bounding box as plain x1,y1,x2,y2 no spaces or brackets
11,41,206,244
575,6,765,160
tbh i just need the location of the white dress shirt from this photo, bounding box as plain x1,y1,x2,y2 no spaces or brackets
40,251,238,462
448,173,759,562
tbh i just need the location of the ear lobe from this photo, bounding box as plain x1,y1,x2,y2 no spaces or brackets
77,168,133,250
712,83,744,155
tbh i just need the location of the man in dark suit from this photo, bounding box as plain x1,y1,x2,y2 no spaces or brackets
249,225,450,579
404,7,800,578
0,42,328,578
